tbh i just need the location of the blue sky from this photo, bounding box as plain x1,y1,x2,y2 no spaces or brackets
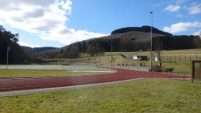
0,0,201,48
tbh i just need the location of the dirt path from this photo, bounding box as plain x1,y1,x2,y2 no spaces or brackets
0,68,191,92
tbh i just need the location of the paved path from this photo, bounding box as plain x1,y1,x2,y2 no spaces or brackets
0,68,191,92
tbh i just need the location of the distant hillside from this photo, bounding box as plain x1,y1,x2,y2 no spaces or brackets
31,25,201,59
103,30,164,41
111,26,172,36
22,46,58,54
88,30,166,52
31,26,168,58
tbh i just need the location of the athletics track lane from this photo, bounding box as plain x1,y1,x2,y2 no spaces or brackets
0,68,191,92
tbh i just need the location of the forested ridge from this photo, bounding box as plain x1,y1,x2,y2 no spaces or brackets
111,26,172,36
33,26,201,59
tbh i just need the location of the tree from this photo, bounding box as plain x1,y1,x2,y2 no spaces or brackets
85,40,105,57
119,39,132,51
153,37,164,67
0,25,29,64
63,44,80,59
193,36,201,48
87,44,96,56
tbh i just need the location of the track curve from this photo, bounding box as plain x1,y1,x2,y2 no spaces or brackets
0,68,191,92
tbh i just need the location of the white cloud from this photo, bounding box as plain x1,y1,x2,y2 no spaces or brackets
163,22,201,34
40,25,107,45
176,14,184,18
187,4,201,15
0,0,70,34
58,0,72,13
0,0,108,46
200,31,201,38
153,0,186,7
18,42,41,48
175,0,187,5
0,19,3,25
164,5,181,12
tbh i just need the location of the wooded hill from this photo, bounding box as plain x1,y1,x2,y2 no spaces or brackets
111,26,172,36
32,26,201,59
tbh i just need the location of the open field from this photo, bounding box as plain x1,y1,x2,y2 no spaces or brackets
0,79,201,113
0,70,108,78
0,65,112,78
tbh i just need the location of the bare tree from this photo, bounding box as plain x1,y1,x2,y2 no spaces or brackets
153,37,164,67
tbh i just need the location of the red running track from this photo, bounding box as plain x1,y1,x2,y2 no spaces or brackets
0,68,191,92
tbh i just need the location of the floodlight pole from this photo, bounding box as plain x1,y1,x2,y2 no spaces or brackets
6,46,11,70
150,11,153,71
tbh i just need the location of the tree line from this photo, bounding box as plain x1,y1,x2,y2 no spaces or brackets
35,34,201,59
80,35,201,53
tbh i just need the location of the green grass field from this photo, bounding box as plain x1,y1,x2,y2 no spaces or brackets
1,79,201,113
0,70,108,78
0,65,112,78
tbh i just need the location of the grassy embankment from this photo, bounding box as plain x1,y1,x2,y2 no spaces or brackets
1,79,201,113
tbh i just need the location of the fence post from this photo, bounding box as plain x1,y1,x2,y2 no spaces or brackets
179,55,180,61
175,55,176,62
185,55,186,62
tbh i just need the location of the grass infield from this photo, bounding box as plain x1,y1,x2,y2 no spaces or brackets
0,79,201,113
0,65,111,78
0,70,108,78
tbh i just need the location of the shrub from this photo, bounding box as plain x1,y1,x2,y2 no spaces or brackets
149,65,162,72
164,67,174,72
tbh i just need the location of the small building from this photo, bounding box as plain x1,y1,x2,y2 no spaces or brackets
133,55,148,61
